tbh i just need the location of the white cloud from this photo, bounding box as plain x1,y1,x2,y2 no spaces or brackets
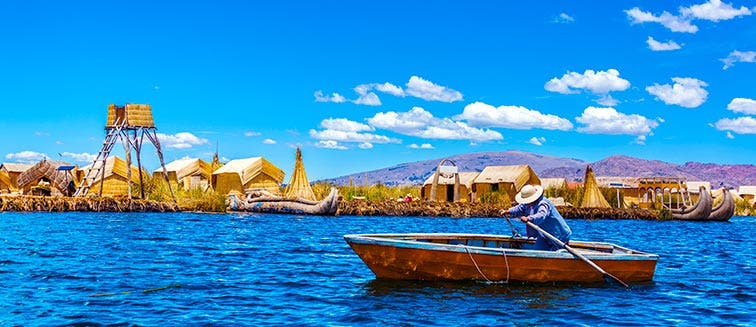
626,1,751,34
358,142,373,149
681,0,752,22
625,7,698,33
353,84,382,106
646,77,708,108
314,90,347,103
35,131,50,136
528,137,546,146
368,107,502,142
61,152,96,163
5,151,48,163
310,118,398,145
456,101,573,131
727,98,756,115
647,36,682,51
244,131,260,137
374,82,405,96
596,94,620,106
726,131,735,139
554,13,575,23
320,118,374,133
156,132,209,149
262,138,276,145
576,107,660,142
315,140,348,150
545,69,630,95
720,50,756,70
405,76,463,102
714,116,756,134
408,143,435,149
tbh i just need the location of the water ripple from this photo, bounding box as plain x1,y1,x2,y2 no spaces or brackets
0,213,753,325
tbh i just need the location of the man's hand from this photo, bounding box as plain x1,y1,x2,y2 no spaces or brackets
519,216,528,222
499,209,509,216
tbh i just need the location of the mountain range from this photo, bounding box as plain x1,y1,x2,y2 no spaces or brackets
320,151,756,188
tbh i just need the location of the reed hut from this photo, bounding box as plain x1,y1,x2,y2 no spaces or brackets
0,163,33,192
421,172,480,202
738,186,756,205
580,166,611,208
78,156,145,197
540,178,568,190
284,148,316,201
211,157,285,196
0,170,12,193
472,165,540,202
153,158,214,191
16,160,75,196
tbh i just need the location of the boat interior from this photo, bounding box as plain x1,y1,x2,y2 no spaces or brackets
403,234,626,254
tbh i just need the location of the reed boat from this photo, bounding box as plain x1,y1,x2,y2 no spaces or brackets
344,233,658,284
672,186,712,221
671,186,734,221
707,188,735,221
227,187,340,215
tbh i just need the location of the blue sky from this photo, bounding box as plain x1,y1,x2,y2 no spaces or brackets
1,1,755,180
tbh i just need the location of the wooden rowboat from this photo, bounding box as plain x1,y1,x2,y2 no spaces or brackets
227,187,340,215
344,233,658,284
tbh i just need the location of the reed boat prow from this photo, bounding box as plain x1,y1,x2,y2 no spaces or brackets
344,233,658,284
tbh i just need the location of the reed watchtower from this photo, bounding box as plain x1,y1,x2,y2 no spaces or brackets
74,104,175,200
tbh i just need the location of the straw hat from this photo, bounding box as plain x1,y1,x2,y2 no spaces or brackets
515,184,544,204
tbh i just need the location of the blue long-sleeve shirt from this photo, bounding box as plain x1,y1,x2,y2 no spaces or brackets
508,196,572,247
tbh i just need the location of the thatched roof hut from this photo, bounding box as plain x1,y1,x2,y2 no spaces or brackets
421,172,480,202
78,156,145,197
540,178,568,190
212,157,284,196
154,158,214,191
16,160,75,196
472,165,540,202
1,163,33,193
0,170,12,193
580,166,611,208
284,148,316,201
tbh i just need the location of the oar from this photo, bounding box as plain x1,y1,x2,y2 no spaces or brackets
504,215,521,237
525,221,629,288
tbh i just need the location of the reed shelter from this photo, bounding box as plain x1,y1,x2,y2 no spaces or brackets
580,165,611,208
77,156,146,197
154,158,215,191
471,164,540,203
0,163,32,193
212,157,285,196
16,160,75,196
421,171,479,202
283,148,316,201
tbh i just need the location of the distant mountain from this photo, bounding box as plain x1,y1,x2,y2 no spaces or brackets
321,150,587,186
319,151,756,188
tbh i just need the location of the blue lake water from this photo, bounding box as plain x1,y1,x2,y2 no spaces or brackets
1,212,754,326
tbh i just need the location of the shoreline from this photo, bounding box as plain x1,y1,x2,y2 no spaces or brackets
336,199,662,220
1,195,662,219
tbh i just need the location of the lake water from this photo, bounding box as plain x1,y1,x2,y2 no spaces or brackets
1,212,753,326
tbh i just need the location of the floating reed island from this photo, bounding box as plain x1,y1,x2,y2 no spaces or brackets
337,199,661,220
0,195,178,213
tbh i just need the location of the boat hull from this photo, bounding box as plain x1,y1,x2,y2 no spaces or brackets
345,234,657,283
